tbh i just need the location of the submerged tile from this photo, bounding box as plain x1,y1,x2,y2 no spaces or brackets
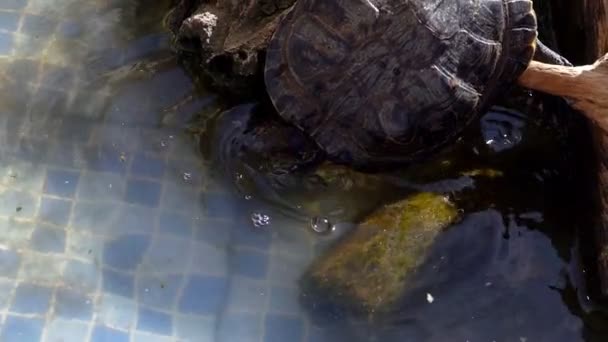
0,31,12,55
140,236,192,274
54,288,93,321
96,294,137,330
0,316,44,342
137,274,183,310
37,197,72,227
62,259,99,293
44,168,80,198
76,171,125,202
30,224,66,253
91,325,129,342
103,233,150,271
224,277,268,313
102,268,133,297
178,275,229,315
230,248,269,279
217,312,263,342
137,307,172,336
125,178,161,208
264,314,305,342
130,152,165,179
21,14,57,39
0,11,20,34
45,318,89,342
10,283,52,314
158,211,192,237
174,314,215,342
0,187,36,218
0,248,20,277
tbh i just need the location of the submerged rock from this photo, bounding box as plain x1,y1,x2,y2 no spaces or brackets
302,192,459,314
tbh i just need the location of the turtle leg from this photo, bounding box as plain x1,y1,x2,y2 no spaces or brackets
533,39,572,66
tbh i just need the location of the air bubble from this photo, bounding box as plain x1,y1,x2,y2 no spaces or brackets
251,212,271,227
310,216,333,234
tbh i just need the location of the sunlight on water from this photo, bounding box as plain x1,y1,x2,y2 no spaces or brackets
0,0,603,341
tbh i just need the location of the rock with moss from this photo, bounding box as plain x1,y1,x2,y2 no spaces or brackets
302,192,459,314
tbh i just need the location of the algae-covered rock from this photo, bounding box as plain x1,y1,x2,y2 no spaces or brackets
302,192,459,314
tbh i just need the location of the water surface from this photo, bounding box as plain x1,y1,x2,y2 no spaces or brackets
0,0,605,341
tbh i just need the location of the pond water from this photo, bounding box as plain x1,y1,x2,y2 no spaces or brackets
0,0,606,341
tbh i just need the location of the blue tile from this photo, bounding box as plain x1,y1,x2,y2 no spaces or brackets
76,172,125,202
12,138,49,163
21,14,57,38
109,205,156,235
137,274,182,310
137,307,172,335
84,145,128,174
45,141,83,169
130,153,165,179
230,249,269,279
30,225,66,253
45,318,89,342
269,286,301,314
190,242,228,275
161,184,201,213
1,316,44,342
158,211,192,237
195,219,232,247
54,289,93,321
264,314,305,342
0,188,36,217
97,294,137,330
0,249,20,277
71,202,120,234
174,314,215,341
125,179,161,207
0,31,11,54
63,260,99,292
232,223,272,249
103,234,150,271
164,158,203,187
178,275,229,315
225,278,267,313
218,312,262,342
40,64,75,90
37,197,72,226
0,11,20,31
57,116,93,142
103,268,133,297
0,0,26,10
142,237,192,274
57,20,82,39
91,325,129,342
204,193,240,219
44,168,79,198
11,283,52,314
0,280,14,310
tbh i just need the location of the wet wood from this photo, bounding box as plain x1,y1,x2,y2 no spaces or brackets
518,54,608,132
550,0,608,297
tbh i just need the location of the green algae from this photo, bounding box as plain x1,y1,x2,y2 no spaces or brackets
303,192,458,313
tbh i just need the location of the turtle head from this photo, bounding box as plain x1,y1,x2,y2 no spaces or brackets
209,102,325,194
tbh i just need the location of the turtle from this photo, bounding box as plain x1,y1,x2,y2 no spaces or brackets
209,0,572,191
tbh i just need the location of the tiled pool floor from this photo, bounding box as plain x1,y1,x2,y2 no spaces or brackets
0,0,321,341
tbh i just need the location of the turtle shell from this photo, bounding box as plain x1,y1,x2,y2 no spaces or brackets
264,0,537,169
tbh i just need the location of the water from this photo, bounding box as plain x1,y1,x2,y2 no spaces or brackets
0,0,604,341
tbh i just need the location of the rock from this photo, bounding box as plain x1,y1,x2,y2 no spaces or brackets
166,0,294,91
302,192,459,314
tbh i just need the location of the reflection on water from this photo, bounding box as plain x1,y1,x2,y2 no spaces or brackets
0,0,604,341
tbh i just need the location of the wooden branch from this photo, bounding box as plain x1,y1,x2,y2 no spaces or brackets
518,54,608,132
